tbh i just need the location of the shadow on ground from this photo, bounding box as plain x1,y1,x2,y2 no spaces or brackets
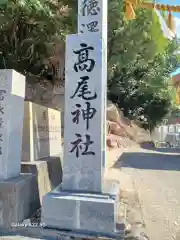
113,151,180,171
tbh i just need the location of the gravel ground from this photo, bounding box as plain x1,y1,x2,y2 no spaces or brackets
118,148,180,240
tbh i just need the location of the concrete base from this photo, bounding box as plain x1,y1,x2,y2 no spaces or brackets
41,180,122,235
0,174,39,228
21,156,62,204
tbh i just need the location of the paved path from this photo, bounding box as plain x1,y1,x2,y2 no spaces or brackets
116,148,180,240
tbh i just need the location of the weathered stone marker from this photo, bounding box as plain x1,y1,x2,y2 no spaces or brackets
0,70,38,228
42,0,121,236
22,101,62,162
21,102,63,205
0,70,25,180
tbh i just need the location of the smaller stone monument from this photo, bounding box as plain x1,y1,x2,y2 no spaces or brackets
0,70,38,228
21,101,62,161
21,102,63,204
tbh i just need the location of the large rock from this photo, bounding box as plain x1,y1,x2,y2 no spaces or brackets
128,123,151,143
107,121,127,137
107,101,131,128
107,101,123,126
106,101,151,146
107,134,138,149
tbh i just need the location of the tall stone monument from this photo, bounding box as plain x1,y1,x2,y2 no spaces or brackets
0,70,38,228
0,70,25,179
41,0,121,236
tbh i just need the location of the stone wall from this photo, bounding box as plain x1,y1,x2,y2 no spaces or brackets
25,40,65,132
25,80,65,133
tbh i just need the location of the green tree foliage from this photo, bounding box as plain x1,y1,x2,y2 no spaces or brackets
0,0,76,82
107,1,180,129
0,0,179,128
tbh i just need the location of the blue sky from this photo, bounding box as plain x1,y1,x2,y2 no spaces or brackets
157,0,180,17
157,0,180,75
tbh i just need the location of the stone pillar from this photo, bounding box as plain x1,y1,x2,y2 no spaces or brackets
62,34,105,192
0,70,25,180
21,101,63,204
41,0,122,236
21,102,62,162
0,70,38,228
78,0,108,169
62,0,108,193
